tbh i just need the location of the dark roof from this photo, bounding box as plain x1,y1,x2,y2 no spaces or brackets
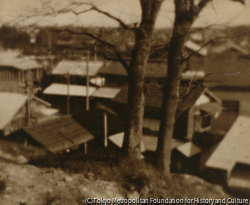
113,84,205,111
0,82,27,94
99,61,168,78
74,107,125,138
100,53,250,88
22,115,94,153
189,55,250,88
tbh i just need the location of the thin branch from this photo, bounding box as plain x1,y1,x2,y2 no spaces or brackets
197,0,212,14
50,28,129,72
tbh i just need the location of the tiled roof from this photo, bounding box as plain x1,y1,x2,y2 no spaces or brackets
113,84,205,111
99,61,168,78
23,115,94,153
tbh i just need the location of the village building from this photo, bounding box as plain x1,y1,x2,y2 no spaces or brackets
0,51,44,85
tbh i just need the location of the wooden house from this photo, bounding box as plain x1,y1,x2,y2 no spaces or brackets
112,84,222,141
49,60,104,85
0,51,44,85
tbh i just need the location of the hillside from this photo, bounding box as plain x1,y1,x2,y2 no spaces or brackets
0,139,238,205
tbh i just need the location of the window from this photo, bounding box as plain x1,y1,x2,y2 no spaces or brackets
222,100,239,113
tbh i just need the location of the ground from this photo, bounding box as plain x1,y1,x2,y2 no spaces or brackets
0,139,243,205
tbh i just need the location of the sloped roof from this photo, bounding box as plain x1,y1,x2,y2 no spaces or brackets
74,107,125,138
0,82,27,94
52,60,103,76
176,142,201,158
108,132,185,153
43,83,97,97
0,92,27,130
22,115,94,153
189,56,250,88
99,61,168,78
113,84,206,111
206,116,250,173
0,51,42,70
91,87,121,99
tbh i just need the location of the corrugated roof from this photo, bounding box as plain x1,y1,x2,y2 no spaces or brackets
22,115,94,153
91,87,121,99
0,82,27,94
43,83,97,97
113,84,206,111
206,116,250,173
0,92,27,130
52,60,103,76
99,61,168,78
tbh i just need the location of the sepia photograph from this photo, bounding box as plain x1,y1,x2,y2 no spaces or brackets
0,0,250,204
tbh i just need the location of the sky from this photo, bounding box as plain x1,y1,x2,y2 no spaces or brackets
0,0,249,28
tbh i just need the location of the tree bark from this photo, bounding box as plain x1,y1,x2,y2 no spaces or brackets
122,0,163,159
157,0,203,176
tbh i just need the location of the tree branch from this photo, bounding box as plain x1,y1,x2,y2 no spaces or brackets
50,28,129,72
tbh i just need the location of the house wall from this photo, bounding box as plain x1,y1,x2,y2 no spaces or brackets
211,90,250,115
210,90,249,133
0,67,23,82
0,66,43,84
102,75,127,87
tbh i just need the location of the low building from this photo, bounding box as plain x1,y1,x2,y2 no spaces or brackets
19,115,94,153
0,51,44,84
112,84,222,141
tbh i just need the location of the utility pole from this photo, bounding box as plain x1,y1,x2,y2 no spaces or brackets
67,71,70,114
103,112,108,147
86,50,90,111
27,71,31,126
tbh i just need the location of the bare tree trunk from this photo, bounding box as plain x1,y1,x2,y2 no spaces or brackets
157,0,207,176
122,0,163,159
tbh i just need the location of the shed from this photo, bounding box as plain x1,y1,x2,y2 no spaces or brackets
22,115,94,153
